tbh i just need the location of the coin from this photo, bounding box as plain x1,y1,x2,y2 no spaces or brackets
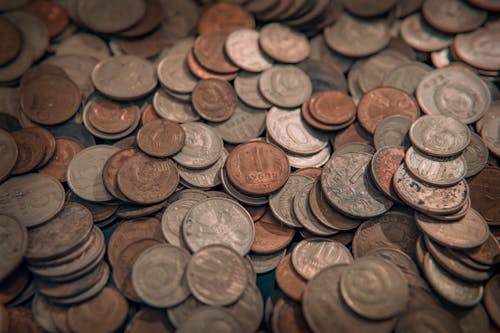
365,247,420,277
182,197,255,255
333,122,373,151
10,129,45,175
373,115,412,151
484,273,500,328
192,79,237,122
251,210,294,254
197,2,255,35
454,27,500,72
394,307,462,333
3,11,48,61
259,23,309,63
308,91,355,125
0,16,21,66
0,36,33,83
226,141,290,196
225,282,263,333
178,148,227,189
382,61,433,95
465,233,500,266
119,1,164,37
0,265,30,304
0,215,26,282
480,108,500,158
153,89,199,123
101,148,140,202
259,66,312,108
275,253,307,302
272,297,311,333
193,32,238,74
309,35,353,73
176,308,243,333
469,166,499,225
220,167,268,206
294,167,322,179
77,0,145,33
161,199,197,248
6,307,43,333
370,147,405,202
344,0,397,16
422,0,487,34
234,72,272,109
298,59,348,95
137,119,185,158
186,47,237,81
248,249,286,274
126,308,173,333
463,132,489,178
32,294,58,333
86,98,137,134
157,38,198,94
225,28,273,72
400,13,453,52
0,173,65,227
0,129,17,182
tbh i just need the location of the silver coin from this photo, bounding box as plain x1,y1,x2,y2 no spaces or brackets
259,65,312,108
67,145,119,202
157,38,198,94
182,197,255,255
405,146,467,186
400,13,454,52
269,174,315,228
259,23,310,63
382,61,432,95
167,296,207,328
266,107,329,155
292,238,353,280
176,308,243,333
416,67,491,124
131,244,191,307
208,103,266,144
374,115,413,151
220,168,268,206
225,29,273,72
173,122,223,169
161,199,198,249
234,72,272,109
358,50,411,93
309,35,353,73
0,173,65,227
226,282,263,333
55,33,110,61
409,115,471,157
463,132,488,178
91,55,157,100
178,149,227,189
32,294,58,333
186,245,248,306
248,249,287,274
153,89,199,123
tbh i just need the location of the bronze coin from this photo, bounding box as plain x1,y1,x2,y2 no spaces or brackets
0,16,21,66
116,201,167,219
294,167,322,180
186,48,237,81
197,2,255,35
332,122,372,151
10,128,46,175
137,119,185,157
357,87,419,134
87,97,137,134
23,127,56,168
467,167,499,225
225,141,290,196
40,137,84,182
370,146,405,202
309,91,356,125
251,210,295,254
66,191,117,223
140,103,161,125
20,74,81,125
126,309,174,333
465,233,500,266
0,265,30,304
193,32,239,74
275,254,307,302
102,147,142,202
119,2,164,37
7,307,43,333
0,129,18,182
192,79,237,122
117,153,179,205
23,0,69,37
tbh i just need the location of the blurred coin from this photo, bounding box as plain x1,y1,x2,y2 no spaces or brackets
484,274,500,327
259,23,309,63
248,249,286,274
32,294,58,333
10,128,45,175
400,14,453,52
465,233,500,266
373,115,412,151
220,167,269,206
161,199,198,248
0,215,27,282
395,307,461,333
119,2,164,37
55,33,109,61
275,253,307,302
225,28,273,72
178,148,227,189
251,210,294,254
125,309,174,333
454,27,500,71
358,50,411,93
153,89,199,123
193,32,238,74
0,17,21,66
3,11,48,61
370,146,405,202
259,66,312,108
382,61,432,95
137,119,185,157
0,129,18,182
225,282,263,333
422,0,487,34
298,59,348,94
192,79,237,122
177,308,242,333
272,297,311,333
6,307,43,333
234,72,272,109
463,132,488,178
101,147,141,202
186,47,237,81
77,0,146,33
197,2,255,35
309,35,353,73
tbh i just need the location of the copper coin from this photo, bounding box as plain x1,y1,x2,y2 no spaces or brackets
192,79,237,122
309,91,356,125
0,129,18,182
259,23,310,63
20,74,81,125
193,32,239,74
370,146,405,202
23,127,56,168
251,210,295,254
6,307,43,333
0,16,21,66
275,254,307,302
484,273,500,328
301,98,353,132
102,148,142,202
87,97,137,134
273,298,312,333
67,287,128,333
119,2,164,37
116,28,166,59
332,122,372,151
140,103,161,125
422,0,487,34
186,48,237,81
454,28,500,71
23,0,69,37
244,204,266,221
66,191,117,223
40,137,84,182
137,119,185,157
197,2,255,35
395,307,462,333
465,233,500,266
225,141,290,196
357,87,419,135
10,128,45,175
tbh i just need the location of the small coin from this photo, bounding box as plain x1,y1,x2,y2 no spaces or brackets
422,0,487,34
137,119,185,157
176,308,243,333
0,173,65,227
395,307,462,333
10,128,45,175
469,167,499,225
259,23,309,63
251,210,295,254
77,0,145,33
225,28,273,72
275,253,307,302
0,16,21,66
125,308,173,333
0,129,18,182
308,91,355,125
225,282,263,333
161,199,198,248
400,13,453,52
197,2,255,35
463,132,488,178
234,72,272,109
192,79,237,122
259,65,312,108
358,50,411,93
370,146,405,202
373,115,412,151
343,0,397,16
157,38,198,94
153,89,199,123
186,47,237,81
193,32,238,74
0,215,27,282
131,244,190,307
140,103,161,125
294,167,322,179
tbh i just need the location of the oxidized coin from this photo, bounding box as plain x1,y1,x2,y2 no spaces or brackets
275,253,307,302
197,2,255,35
454,28,500,71
0,215,27,282
77,0,145,33
422,0,487,34
3,11,49,61
0,129,18,182
251,210,295,254
10,129,45,175
370,146,405,202
409,115,471,157
373,115,412,151
484,274,500,328
225,141,290,196
0,16,21,66
117,153,178,205
153,89,199,123
292,238,353,280
393,164,468,215
259,65,312,108
67,145,120,202
86,98,137,134
233,72,272,109
225,29,273,72
400,14,453,52
357,87,419,135
176,308,242,333
131,244,190,307
137,119,185,157
416,67,491,124
182,198,255,255
309,91,356,125
415,209,490,249
40,137,84,182
220,168,269,206
91,55,157,100
192,79,237,122
480,109,500,158
186,245,248,306
321,151,393,218
161,199,198,248
193,32,238,74
157,38,197,94
340,257,409,320
463,132,488,178
101,148,141,202
365,247,419,277
309,35,353,74
259,23,310,63
272,298,311,333
394,307,462,333
0,173,65,227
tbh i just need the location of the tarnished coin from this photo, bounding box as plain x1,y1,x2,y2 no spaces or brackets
186,245,248,306
374,115,412,151
465,233,500,266
225,282,263,333
183,197,255,255
117,153,178,205
0,215,27,282
153,89,199,123
178,148,227,189
400,14,453,52
395,307,462,333
234,72,272,109
285,144,331,169
131,244,190,307
220,168,268,206
321,151,393,218
32,294,58,333
157,38,197,94
192,79,237,122
292,238,353,280
340,257,409,320
454,27,500,72
357,87,419,135
167,295,206,328
416,68,491,124
67,145,119,202
225,29,273,72
251,210,294,254
137,119,185,158
469,167,499,226
0,16,21,66
173,122,222,169
176,308,243,333
480,107,500,158
197,2,255,35
422,0,487,34
126,309,174,333
266,107,329,155
272,297,311,333
308,91,356,125
259,66,312,108
415,208,490,249
0,129,18,182
259,23,309,63
463,132,488,178
101,148,141,202
484,274,500,328
186,47,237,82
370,147,405,202
323,13,390,57
365,247,420,277
333,142,375,156
298,59,348,95
3,11,48,61
161,199,198,248
333,122,373,151
0,35,33,83
193,32,238,74
91,55,157,100
77,0,145,33
0,173,65,227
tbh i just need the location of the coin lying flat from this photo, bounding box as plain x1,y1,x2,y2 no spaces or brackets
176,308,243,333
193,32,238,74
3,11,49,61
178,148,227,189
157,38,197,94
234,72,272,109
192,79,237,122
161,199,198,249
11,129,45,175
400,14,453,52
259,23,310,63
0,215,27,282
259,66,312,108
463,132,488,178
422,0,487,34
225,28,273,72
395,307,462,333
137,119,185,158
125,309,173,333
153,89,199,123
251,210,295,254
370,147,405,202
373,115,412,151
308,91,355,126
197,2,255,35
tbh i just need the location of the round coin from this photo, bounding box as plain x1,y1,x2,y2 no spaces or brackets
484,274,500,328
422,0,487,34
395,307,462,333
192,79,237,122
259,23,310,63
370,146,405,202
161,199,198,248
225,28,273,72
86,98,137,134
259,65,312,108
137,119,185,157
176,308,243,333
251,210,295,254
193,32,238,74
0,16,21,66
373,115,412,151
10,129,45,175
157,38,197,94
6,307,43,333
275,253,307,302
153,89,199,123
126,309,173,333
400,14,453,52
454,27,500,72
0,129,18,182
197,2,255,35
234,72,272,109
309,91,356,125
463,132,488,178
0,215,27,282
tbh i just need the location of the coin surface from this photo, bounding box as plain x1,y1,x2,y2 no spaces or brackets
137,119,185,158
131,244,190,307
192,79,237,122
186,48,237,81
373,115,412,151
259,66,312,108
422,0,487,34
6,306,43,333
126,309,174,333
251,210,294,254
275,253,307,302
178,148,228,189
308,91,356,125
3,11,48,61
161,199,198,248
0,215,27,282
454,27,500,71
259,23,310,63
0,16,21,66
463,132,488,178
197,2,255,35
11,129,45,175
157,38,197,94
0,129,18,182
370,147,405,202
225,28,273,72
186,245,248,306
86,98,137,135
400,14,453,52
193,32,238,74
484,273,500,327
234,72,272,109
77,0,145,33
394,307,462,333
176,308,243,333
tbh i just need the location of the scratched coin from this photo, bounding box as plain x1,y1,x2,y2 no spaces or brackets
422,0,487,34
259,65,312,108
400,14,454,52
225,28,273,72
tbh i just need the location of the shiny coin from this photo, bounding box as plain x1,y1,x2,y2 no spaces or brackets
259,23,309,63
137,119,185,158
192,79,237,122
259,66,312,108
0,129,18,182
0,215,27,282
225,28,273,72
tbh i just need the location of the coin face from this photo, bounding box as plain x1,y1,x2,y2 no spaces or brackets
225,29,273,72
373,115,412,151
178,149,228,189
153,89,199,123
234,72,272,109
0,17,21,66
192,79,237,122
454,27,500,71
400,14,453,52
11,129,46,175
161,199,198,249
157,38,198,94
309,91,356,125
176,308,243,333
259,66,312,108
77,0,145,33
422,0,487,34
193,32,238,74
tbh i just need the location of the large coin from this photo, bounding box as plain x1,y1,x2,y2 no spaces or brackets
0,215,27,282
259,23,310,63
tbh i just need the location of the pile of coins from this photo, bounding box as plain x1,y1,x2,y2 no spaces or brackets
1,0,500,332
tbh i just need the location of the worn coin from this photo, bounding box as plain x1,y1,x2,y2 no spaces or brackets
176,307,243,333
234,72,272,109
358,50,411,93
225,282,263,333
225,29,273,72
454,27,500,71
192,79,237,122
248,249,287,274
197,2,255,35
186,244,248,306
465,233,500,266
370,147,405,202
394,307,462,333
0,129,18,182
422,0,487,34
157,38,197,94
333,122,372,151
101,148,141,202
77,0,145,33
272,297,311,333
480,108,500,158
0,215,27,282
382,61,432,95
161,199,197,249
285,145,331,169
0,16,21,66
259,66,312,108
309,35,353,73
463,132,488,178
373,115,412,151
400,14,453,52
251,210,294,254
365,247,420,277
186,47,237,81
137,119,185,158
309,91,356,125
220,167,268,206
55,33,110,61
153,89,199,123
86,98,137,135
259,23,309,63
10,129,45,175
32,294,58,333
343,0,397,16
